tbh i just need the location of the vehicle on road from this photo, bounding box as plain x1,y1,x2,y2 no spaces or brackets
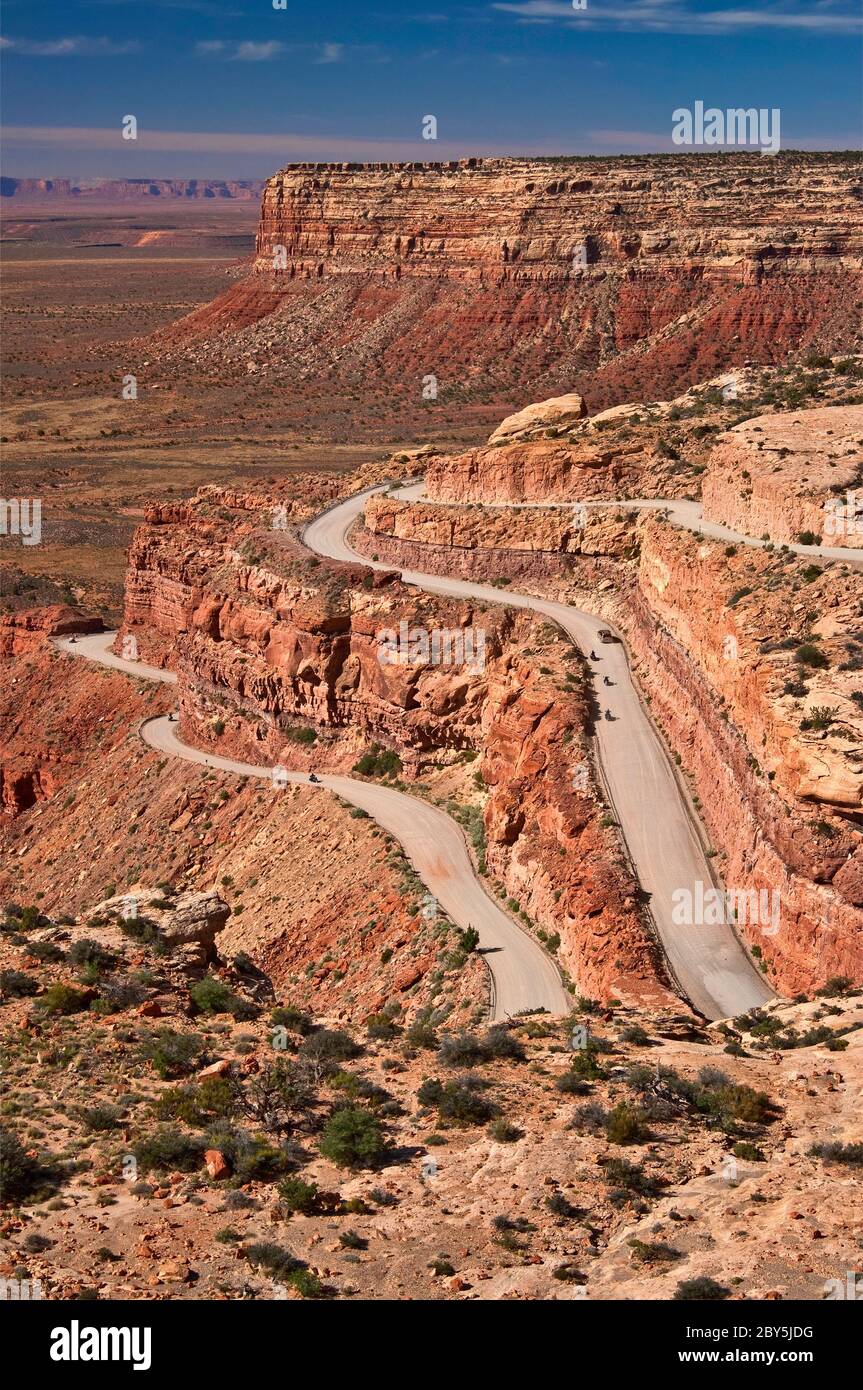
309,772,321,784
597,629,620,644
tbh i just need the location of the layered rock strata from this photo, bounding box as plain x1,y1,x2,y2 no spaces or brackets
116,488,675,1008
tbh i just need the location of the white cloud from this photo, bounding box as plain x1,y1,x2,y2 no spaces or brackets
194,38,386,64
234,41,285,62
1,35,142,56
491,1,863,34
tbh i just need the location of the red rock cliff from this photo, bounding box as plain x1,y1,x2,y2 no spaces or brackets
163,154,863,411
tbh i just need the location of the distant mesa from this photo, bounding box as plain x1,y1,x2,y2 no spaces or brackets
0,177,265,201
155,152,863,413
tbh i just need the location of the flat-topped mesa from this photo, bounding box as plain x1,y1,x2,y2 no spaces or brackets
253,153,863,285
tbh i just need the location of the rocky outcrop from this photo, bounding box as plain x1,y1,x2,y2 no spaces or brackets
355,499,863,996
702,405,863,545
160,155,863,413
114,486,675,1007
253,157,862,285
363,494,633,558
426,436,652,504
489,393,587,442
0,607,102,658
628,516,863,993
159,889,230,956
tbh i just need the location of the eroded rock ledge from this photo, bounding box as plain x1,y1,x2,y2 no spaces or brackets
117,487,675,1011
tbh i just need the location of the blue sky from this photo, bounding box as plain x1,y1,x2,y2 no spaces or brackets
1,1,861,175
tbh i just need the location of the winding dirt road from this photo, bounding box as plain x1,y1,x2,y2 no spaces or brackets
392,482,863,568
52,632,570,1021
303,489,775,1020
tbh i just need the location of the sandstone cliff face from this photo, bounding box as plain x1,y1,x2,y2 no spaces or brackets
162,155,863,413
426,436,654,504
116,488,674,1008
630,517,863,992
254,157,862,285
420,373,748,504
364,493,633,559
0,660,486,1027
350,500,863,996
702,405,863,545
0,606,102,658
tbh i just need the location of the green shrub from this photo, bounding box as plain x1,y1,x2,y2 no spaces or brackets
488,1118,522,1143
352,746,402,778
570,1102,607,1134
339,1229,367,1250
318,1105,386,1169
674,1277,730,1301
366,1013,399,1041
732,1141,765,1161
155,1078,234,1127
285,726,317,745
618,1024,651,1046
602,1157,658,1196
132,1127,206,1174
190,976,236,1015
437,1026,524,1068
243,1241,301,1277
817,976,853,998
206,1125,296,1182
546,1191,580,1219
405,1011,439,1050
809,1141,863,1167
433,1076,497,1128
20,941,64,963
628,1239,680,1264
0,970,39,998
288,1268,323,1298
278,1176,319,1214
81,1106,122,1133
270,1006,314,1036
795,643,828,670
38,983,90,1015
0,1125,59,1204
67,939,115,972
605,1102,650,1145
299,1029,362,1067
139,1027,205,1080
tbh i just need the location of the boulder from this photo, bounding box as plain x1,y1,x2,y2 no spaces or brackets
204,1149,231,1181
489,392,586,442
160,890,230,957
